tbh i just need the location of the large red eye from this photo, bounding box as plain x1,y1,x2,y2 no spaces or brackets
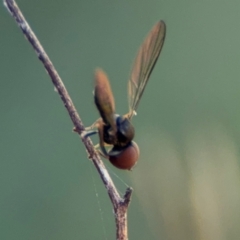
108,141,140,170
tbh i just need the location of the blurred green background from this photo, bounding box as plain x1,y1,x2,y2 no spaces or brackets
1,0,240,239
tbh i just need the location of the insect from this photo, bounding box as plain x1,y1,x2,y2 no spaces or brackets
84,20,166,170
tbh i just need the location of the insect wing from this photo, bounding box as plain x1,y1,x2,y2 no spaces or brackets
128,20,166,119
94,68,117,134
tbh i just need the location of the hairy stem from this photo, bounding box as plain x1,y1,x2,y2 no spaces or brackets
4,0,132,239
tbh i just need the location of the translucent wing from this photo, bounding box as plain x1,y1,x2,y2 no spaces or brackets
128,20,166,119
94,69,117,135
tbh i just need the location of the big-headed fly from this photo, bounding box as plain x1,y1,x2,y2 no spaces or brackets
84,20,166,170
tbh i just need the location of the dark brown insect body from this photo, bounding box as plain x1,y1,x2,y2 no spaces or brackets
85,20,166,170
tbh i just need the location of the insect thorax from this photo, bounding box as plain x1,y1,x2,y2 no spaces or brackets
103,114,135,147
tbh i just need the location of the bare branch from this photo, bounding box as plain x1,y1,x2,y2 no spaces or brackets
4,0,132,239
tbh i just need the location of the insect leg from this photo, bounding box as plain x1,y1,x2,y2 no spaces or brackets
81,129,98,138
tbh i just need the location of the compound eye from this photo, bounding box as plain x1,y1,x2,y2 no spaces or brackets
108,141,139,170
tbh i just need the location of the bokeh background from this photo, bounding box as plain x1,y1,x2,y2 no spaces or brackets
1,0,240,239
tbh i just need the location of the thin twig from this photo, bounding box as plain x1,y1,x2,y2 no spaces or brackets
4,0,132,239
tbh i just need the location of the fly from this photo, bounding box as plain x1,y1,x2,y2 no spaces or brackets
84,20,166,170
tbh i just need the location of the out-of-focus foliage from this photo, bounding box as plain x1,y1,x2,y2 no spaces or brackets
133,123,240,240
